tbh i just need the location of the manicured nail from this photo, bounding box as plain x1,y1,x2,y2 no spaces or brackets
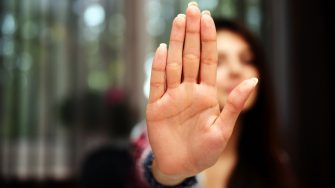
249,77,258,86
202,10,211,16
159,43,167,48
188,1,198,7
177,14,185,18
240,78,258,92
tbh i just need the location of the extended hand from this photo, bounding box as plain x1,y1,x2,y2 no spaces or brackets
146,3,258,185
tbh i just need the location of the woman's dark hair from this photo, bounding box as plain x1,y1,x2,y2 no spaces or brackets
214,18,295,188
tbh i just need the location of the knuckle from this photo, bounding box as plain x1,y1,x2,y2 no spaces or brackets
166,62,181,71
150,82,164,88
201,57,217,65
226,95,242,113
152,67,165,72
167,82,179,89
183,54,200,63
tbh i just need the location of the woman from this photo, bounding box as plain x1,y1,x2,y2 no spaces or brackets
134,2,295,187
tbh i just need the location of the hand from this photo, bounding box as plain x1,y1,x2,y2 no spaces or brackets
146,2,258,185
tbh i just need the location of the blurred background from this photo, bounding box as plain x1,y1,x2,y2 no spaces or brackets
0,0,333,187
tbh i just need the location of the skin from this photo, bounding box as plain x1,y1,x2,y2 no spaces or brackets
146,2,258,186
216,30,259,111
202,30,259,188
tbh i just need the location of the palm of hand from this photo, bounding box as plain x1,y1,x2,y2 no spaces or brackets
147,82,223,176
146,4,258,179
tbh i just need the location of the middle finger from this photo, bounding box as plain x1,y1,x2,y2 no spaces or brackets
183,2,201,83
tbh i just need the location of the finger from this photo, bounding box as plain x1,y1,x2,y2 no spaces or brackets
215,78,258,138
200,11,217,86
166,14,186,89
148,43,168,103
183,2,201,83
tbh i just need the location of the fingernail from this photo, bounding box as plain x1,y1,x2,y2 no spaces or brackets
188,1,198,7
177,14,185,18
240,78,258,92
159,43,167,48
249,77,258,86
202,10,211,16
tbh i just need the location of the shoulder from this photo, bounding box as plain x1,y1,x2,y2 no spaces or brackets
131,119,150,159
130,119,147,140
130,120,151,187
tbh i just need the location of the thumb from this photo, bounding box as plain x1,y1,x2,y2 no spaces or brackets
215,77,258,139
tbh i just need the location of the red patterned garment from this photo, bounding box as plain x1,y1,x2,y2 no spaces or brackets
131,122,151,188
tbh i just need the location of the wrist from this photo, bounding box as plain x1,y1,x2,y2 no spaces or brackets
152,159,186,186
143,152,197,187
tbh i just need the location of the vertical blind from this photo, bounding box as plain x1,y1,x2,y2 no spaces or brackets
0,0,126,179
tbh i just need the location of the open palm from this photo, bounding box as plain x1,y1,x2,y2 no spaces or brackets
146,3,258,182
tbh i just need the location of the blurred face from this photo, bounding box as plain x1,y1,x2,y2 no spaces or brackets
216,30,259,111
